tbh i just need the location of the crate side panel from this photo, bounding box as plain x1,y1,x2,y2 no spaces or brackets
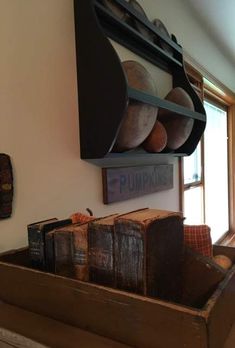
0,302,130,348
0,262,207,348
207,267,235,348
213,245,235,263
181,248,225,308
0,247,30,266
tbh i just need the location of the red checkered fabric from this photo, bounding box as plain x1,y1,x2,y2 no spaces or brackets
183,224,212,257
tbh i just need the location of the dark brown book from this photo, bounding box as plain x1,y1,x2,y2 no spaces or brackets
53,227,74,278
114,209,184,302
45,220,85,274
88,214,119,287
54,222,91,281
45,230,57,273
27,218,57,270
27,218,72,270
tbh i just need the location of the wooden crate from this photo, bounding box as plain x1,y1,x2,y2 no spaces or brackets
0,301,130,348
0,245,235,348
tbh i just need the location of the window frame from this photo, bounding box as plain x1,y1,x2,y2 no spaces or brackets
183,138,205,223
179,61,235,244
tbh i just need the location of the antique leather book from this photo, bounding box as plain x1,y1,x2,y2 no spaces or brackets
88,214,119,287
54,222,93,281
45,230,57,273
45,215,95,273
27,218,72,270
114,209,184,302
28,218,57,270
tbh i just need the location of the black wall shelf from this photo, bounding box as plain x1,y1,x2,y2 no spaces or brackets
73,0,206,166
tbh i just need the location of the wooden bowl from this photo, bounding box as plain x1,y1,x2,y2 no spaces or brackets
113,60,158,152
143,120,167,152
102,0,129,21
152,18,173,56
128,0,153,41
158,87,194,150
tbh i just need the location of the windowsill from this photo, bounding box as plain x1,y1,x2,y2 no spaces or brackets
215,231,235,247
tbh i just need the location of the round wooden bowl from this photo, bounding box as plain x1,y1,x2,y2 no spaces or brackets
128,0,153,41
113,60,158,152
102,0,129,21
158,87,194,150
143,120,167,152
152,18,173,56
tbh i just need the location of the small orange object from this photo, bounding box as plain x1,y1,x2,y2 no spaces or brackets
70,210,95,224
213,254,232,270
143,120,167,152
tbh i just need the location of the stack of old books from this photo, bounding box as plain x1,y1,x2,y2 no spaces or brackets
28,208,184,302
27,212,94,273
89,208,184,302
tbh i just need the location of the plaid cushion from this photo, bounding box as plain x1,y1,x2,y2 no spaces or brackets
184,224,212,257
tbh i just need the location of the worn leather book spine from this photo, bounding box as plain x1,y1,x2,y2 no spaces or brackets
115,209,184,302
88,215,118,287
115,220,144,294
54,230,74,278
27,218,57,270
72,223,89,281
45,231,56,273
28,218,72,270
54,222,92,281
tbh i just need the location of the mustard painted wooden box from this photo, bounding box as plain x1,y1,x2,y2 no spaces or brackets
0,245,234,348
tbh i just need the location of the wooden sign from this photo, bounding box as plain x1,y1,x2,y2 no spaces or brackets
102,164,173,204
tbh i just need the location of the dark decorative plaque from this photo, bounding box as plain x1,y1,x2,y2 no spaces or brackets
0,153,13,218
102,164,173,204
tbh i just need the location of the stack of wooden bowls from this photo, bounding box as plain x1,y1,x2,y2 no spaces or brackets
157,87,194,151
143,87,195,152
113,60,158,152
113,59,194,153
102,0,195,153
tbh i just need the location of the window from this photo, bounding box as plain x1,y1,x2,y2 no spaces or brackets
181,62,235,244
203,101,229,242
183,100,229,243
183,141,204,225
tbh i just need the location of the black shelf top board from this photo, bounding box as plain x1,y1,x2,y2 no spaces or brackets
95,2,182,71
115,0,181,51
95,0,182,52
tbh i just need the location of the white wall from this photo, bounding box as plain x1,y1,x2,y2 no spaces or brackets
0,0,233,252
143,0,235,92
